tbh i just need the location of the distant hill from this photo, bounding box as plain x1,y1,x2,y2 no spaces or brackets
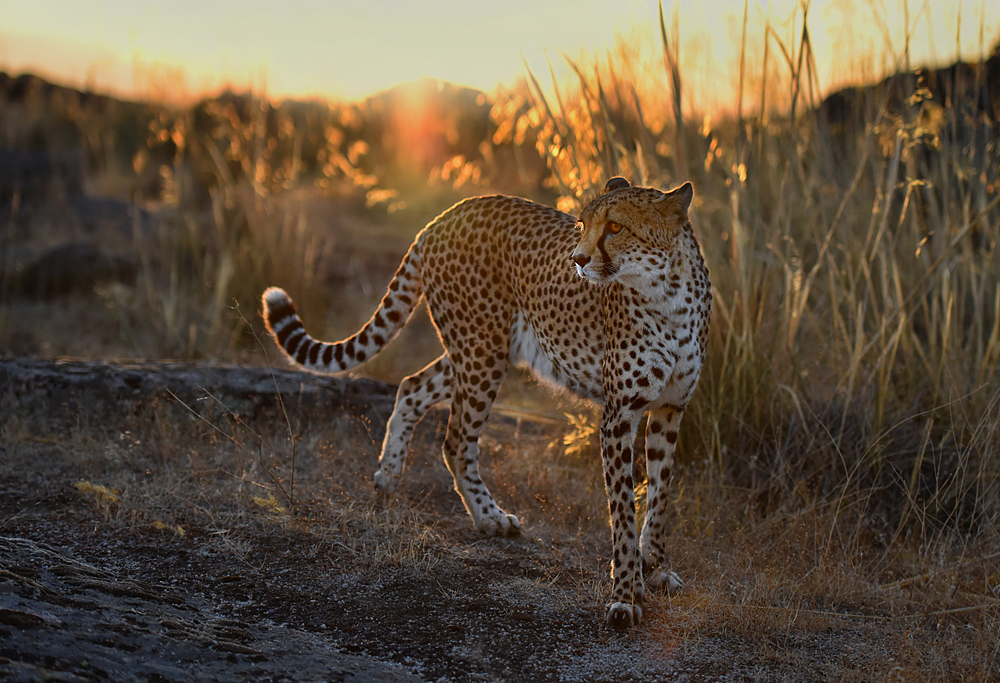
0,70,500,202
816,44,1000,167
0,72,152,200
4,45,999,205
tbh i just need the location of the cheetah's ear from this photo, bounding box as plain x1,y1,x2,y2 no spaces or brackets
653,181,693,218
603,176,631,194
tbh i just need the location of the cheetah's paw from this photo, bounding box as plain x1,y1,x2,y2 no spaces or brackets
373,468,399,496
475,512,521,538
606,601,642,629
646,569,684,594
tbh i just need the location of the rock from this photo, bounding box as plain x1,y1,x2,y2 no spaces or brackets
0,148,83,202
66,195,149,238
0,357,400,429
9,243,137,298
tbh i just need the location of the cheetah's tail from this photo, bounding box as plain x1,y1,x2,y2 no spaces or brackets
262,247,423,374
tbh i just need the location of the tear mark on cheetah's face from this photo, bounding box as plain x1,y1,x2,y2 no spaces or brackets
261,175,712,630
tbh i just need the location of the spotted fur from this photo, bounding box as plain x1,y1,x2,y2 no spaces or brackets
262,177,712,628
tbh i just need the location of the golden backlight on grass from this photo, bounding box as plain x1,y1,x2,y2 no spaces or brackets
0,0,998,676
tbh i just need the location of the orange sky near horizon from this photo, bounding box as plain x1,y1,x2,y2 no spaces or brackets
1,0,998,110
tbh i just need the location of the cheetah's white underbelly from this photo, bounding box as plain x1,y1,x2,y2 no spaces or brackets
508,313,561,387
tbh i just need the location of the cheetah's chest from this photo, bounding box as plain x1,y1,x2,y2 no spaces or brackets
600,285,707,409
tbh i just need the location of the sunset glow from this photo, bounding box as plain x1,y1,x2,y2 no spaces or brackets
1,0,998,106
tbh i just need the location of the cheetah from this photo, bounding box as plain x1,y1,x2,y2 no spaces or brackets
262,177,712,628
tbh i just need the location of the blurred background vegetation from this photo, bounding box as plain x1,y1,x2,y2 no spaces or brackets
1,5,998,659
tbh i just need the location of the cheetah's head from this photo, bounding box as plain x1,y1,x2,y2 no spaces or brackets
571,177,694,289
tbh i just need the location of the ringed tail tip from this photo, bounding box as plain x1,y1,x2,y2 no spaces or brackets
262,287,298,335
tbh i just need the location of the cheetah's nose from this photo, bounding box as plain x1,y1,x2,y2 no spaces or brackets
573,253,591,268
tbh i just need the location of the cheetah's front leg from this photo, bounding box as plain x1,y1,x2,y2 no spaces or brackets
640,405,685,593
600,405,645,628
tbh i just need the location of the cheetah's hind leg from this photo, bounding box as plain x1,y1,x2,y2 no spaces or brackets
439,350,520,538
374,355,452,495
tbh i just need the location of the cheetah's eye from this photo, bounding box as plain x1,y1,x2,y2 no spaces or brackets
606,220,624,234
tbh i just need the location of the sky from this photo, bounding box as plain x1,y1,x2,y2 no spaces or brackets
1,0,998,107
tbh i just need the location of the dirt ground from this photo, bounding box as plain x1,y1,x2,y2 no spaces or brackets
2,358,976,683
